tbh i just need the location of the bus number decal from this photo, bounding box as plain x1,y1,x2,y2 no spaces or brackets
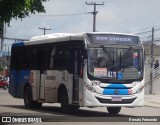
46,76,56,80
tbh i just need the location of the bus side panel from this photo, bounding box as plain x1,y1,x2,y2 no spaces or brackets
44,70,58,103
9,70,18,98
30,70,40,101
79,77,83,106
44,70,73,103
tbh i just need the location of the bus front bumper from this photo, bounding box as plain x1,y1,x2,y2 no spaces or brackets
83,89,144,107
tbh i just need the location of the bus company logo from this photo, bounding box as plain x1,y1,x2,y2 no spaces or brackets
2,117,11,122
114,89,119,95
29,72,34,84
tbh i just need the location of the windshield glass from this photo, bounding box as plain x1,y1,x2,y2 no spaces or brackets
88,47,143,80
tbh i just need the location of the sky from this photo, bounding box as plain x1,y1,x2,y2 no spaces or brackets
3,0,160,50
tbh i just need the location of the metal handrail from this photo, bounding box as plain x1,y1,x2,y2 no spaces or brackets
144,65,160,83
145,68,151,83
153,67,160,78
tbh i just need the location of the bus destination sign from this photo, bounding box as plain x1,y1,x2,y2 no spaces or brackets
88,34,139,45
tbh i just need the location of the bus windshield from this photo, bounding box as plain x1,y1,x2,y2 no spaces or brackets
87,47,143,80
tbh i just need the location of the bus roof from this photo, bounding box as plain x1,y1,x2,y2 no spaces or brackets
30,33,76,41
12,32,139,47
30,32,138,41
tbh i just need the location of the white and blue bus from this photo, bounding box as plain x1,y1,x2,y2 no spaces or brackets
9,32,145,115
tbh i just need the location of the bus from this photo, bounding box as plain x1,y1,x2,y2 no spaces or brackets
9,32,145,115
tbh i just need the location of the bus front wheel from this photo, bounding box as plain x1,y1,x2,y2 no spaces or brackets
107,107,121,115
61,89,71,113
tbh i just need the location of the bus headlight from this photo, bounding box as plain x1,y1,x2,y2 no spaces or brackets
84,82,96,92
136,86,144,93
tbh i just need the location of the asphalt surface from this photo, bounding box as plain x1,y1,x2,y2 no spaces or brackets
0,88,159,124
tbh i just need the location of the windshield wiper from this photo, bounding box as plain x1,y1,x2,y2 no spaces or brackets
121,47,132,61
100,45,115,69
100,45,113,60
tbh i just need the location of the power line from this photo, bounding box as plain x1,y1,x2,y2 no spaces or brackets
48,4,89,31
33,12,89,17
154,27,160,32
134,30,152,35
135,27,160,35
127,25,160,34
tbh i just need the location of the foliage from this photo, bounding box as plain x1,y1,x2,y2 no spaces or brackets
0,66,3,73
0,0,48,24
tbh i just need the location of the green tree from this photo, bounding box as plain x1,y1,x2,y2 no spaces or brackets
0,66,3,73
0,0,49,51
0,0,48,24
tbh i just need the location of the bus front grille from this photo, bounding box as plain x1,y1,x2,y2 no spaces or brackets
95,97,136,104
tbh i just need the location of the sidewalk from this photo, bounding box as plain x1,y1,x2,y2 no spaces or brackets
144,94,160,108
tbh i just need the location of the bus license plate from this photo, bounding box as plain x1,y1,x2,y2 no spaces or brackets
111,97,122,101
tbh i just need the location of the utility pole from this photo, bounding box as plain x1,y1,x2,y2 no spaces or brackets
0,22,4,51
38,27,51,35
86,1,104,32
149,27,154,94
4,43,6,67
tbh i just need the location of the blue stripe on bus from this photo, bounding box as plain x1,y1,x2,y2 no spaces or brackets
102,89,128,95
102,84,128,95
12,42,25,47
106,84,128,89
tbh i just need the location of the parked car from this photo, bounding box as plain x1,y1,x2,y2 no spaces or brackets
0,77,9,90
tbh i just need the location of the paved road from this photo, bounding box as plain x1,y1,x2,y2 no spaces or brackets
0,88,160,124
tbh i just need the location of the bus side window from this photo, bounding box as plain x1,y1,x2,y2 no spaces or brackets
68,49,74,73
54,47,69,70
24,48,36,69
11,48,24,70
49,47,56,69
37,49,50,70
68,48,82,76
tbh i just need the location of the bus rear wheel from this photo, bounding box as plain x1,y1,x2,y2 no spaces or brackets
107,107,121,115
24,86,42,108
61,89,71,113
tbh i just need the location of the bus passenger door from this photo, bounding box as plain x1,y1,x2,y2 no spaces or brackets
38,50,49,100
72,49,80,103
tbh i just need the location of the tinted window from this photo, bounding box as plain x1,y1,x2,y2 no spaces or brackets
24,48,36,69
49,47,56,69
54,47,69,70
10,47,24,70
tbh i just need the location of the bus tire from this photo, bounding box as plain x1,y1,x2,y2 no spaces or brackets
33,101,42,109
24,86,33,108
61,89,71,113
107,107,121,115
24,86,42,109
70,105,80,110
